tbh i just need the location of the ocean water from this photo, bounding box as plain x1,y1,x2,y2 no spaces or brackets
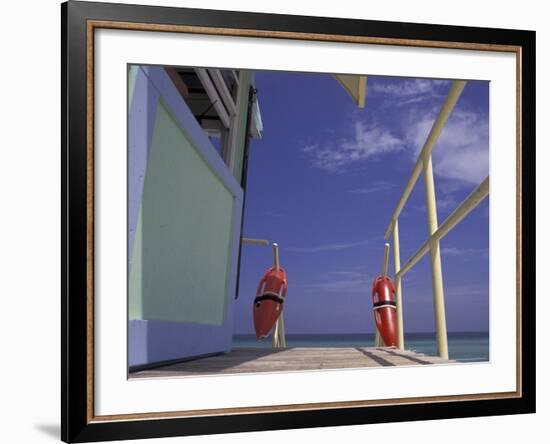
232,332,489,363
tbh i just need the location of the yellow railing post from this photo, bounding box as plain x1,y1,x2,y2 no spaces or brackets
383,81,466,240
273,242,280,271
395,178,489,280
378,81,492,361
423,154,449,359
272,319,280,348
279,312,286,348
374,330,382,347
392,219,405,350
382,243,390,277
271,242,286,349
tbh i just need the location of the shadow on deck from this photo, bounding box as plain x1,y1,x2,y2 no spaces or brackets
129,347,454,379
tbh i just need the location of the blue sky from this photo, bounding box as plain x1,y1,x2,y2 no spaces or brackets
234,71,489,335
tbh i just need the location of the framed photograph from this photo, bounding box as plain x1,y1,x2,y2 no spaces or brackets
61,1,535,442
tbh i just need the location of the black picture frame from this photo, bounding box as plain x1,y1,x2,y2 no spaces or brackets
62,1,536,442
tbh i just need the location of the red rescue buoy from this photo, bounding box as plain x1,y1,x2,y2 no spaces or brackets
372,275,398,347
253,266,288,339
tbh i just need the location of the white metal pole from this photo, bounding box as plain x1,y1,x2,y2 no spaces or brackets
273,243,280,272
241,237,270,246
382,243,390,278
423,154,449,359
393,220,405,350
272,319,280,349
279,313,286,349
374,329,383,347
272,242,281,349
374,243,391,347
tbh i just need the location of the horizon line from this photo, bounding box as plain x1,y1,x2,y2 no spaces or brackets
233,331,489,336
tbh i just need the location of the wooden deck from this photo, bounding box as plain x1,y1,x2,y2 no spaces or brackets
130,347,454,378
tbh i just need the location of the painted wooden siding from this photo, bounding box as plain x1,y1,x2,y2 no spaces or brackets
128,66,244,366
129,100,235,325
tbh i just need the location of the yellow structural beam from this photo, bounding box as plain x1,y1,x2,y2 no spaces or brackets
384,81,466,240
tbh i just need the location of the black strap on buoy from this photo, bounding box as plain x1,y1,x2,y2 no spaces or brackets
254,294,284,305
373,300,397,310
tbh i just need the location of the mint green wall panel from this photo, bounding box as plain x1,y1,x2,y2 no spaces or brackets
129,100,236,325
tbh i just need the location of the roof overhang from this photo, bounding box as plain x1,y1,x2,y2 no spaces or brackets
333,74,367,108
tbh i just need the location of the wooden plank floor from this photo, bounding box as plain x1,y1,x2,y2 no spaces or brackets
130,347,454,378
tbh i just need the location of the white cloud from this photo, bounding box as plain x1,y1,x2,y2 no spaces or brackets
306,278,368,293
441,247,489,258
445,284,488,298
438,180,465,195
372,78,489,186
327,270,368,278
437,194,458,210
285,239,371,253
302,77,488,186
349,180,395,194
304,270,371,293
369,78,450,106
405,108,489,185
264,210,284,218
291,267,372,294
302,143,318,153
303,122,403,172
